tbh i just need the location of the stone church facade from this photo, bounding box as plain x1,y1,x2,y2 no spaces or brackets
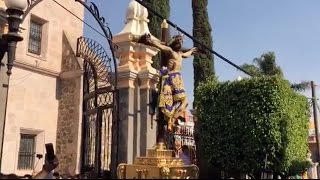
0,0,165,177
0,0,84,176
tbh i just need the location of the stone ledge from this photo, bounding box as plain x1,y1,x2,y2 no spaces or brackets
14,60,60,77
59,70,83,79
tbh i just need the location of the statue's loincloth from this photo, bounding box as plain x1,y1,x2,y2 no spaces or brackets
159,68,187,127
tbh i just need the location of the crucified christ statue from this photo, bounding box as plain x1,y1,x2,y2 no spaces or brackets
139,33,197,132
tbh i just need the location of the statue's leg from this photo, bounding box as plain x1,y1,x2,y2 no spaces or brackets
167,97,188,132
168,117,175,132
173,97,188,119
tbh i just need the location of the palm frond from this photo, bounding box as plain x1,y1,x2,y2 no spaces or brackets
291,81,311,92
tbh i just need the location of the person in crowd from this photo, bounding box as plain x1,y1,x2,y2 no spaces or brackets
33,155,59,179
0,155,58,179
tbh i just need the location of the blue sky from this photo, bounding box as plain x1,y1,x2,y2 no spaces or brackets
84,0,320,106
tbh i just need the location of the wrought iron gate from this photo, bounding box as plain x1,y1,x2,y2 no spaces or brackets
76,36,117,178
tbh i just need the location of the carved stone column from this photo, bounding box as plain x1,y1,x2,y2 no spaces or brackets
137,44,159,156
112,0,160,164
114,40,139,164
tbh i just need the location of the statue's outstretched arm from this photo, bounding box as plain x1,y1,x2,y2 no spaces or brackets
149,39,172,52
182,47,197,58
138,33,172,52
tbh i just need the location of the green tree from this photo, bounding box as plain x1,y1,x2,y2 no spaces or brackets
192,1,215,178
144,0,170,69
240,52,310,91
192,0,215,91
240,52,283,77
195,76,310,178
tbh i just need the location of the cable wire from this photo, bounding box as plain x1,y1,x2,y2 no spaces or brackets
53,0,252,76
51,0,111,41
134,0,253,77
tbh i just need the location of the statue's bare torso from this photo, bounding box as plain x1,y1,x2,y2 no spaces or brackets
166,50,183,72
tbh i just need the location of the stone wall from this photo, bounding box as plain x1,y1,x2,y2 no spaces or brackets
15,0,84,73
2,67,60,175
56,77,81,175
55,33,82,175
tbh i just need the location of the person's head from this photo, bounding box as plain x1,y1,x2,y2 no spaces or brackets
169,35,184,51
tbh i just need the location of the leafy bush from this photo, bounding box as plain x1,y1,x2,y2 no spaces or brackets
195,76,309,176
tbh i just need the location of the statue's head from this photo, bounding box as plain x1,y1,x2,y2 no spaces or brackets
168,35,184,51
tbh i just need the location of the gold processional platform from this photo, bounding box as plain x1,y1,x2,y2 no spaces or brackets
117,142,199,179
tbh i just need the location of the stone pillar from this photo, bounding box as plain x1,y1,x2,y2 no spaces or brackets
55,33,83,175
112,0,160,165
117,67,138,164
138,45,159,156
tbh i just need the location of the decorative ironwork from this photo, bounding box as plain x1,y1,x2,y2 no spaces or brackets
22,0,44,22
27,0,37,6
75,0,118,58
74,1,120,178
88,2,107,27
77,37,117,178
77,37,115,91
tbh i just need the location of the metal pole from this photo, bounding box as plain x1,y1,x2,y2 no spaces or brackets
311,81,320,161
0,6,24,172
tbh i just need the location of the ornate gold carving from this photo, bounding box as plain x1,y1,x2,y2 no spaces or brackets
117,163,126,179
161,167,170,179
176,169,187,179
117,143,199,179
136,169,148,179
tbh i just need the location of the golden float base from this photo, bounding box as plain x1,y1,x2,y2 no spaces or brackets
117,142,199,179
